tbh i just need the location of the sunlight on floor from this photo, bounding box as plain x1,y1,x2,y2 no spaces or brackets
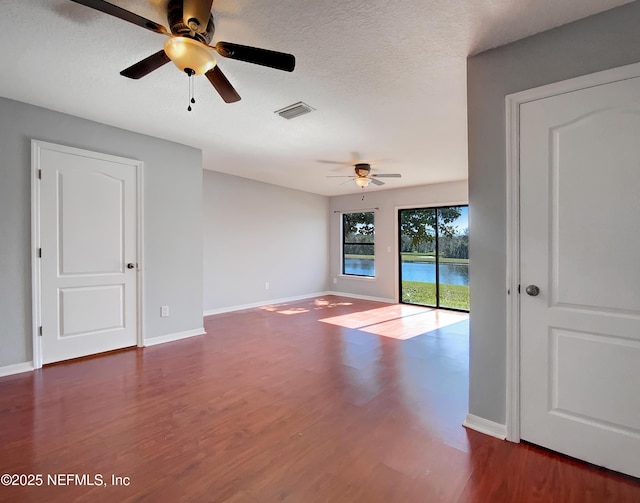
319,304,468,340
259,298,354,315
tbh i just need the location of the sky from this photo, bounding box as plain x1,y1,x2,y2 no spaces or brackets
453,206,468,233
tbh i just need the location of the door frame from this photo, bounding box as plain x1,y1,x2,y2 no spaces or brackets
30,140,145,369
505,61,640,443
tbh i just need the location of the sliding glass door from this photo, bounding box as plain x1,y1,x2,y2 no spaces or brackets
398,206,469,311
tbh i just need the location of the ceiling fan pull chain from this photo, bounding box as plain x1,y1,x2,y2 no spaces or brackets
186,68,195,111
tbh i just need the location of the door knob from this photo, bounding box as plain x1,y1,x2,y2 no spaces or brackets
127,263,135,269
525,284,540,296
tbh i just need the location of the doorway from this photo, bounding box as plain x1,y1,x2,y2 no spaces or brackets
32,140,143,367
507,63,640,478
398,206,469,311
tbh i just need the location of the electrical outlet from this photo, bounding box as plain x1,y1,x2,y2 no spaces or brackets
161,305,169,317
265,282,270,290
333,277,337,284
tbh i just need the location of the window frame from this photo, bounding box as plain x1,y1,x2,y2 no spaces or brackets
342,211,375,278
398,205,469,312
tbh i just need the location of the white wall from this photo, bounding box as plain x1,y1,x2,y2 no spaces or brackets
328,181,468,302
466,1,640,424
0,97,203,367
203,170,329,313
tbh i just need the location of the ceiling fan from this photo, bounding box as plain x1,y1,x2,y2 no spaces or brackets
69,0,296,104
328,163,402,188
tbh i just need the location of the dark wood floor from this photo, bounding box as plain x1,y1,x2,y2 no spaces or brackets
0,296,638,502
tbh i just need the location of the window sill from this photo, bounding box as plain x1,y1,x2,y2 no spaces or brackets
339,274,376,281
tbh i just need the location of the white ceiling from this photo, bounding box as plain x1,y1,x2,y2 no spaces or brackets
0,0,633,196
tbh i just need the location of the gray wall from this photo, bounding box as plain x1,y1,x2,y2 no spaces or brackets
203,170,329,312
467,1,640,424
329,181,468,301
0,97,203,367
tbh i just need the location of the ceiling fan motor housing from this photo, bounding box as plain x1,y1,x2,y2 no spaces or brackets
354,163,371,177
168,0,215,44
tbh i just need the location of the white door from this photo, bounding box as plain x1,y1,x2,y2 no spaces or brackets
519,76,640,477
36,142,139,364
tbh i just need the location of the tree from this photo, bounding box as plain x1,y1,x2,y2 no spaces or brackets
400,207,462,250
343,212,375,257
439,228,469,259
343,212,374,237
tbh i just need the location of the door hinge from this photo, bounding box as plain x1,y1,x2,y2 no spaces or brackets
517,284,521,294
38,169,42,179
38,248,42,258
38,326,43,337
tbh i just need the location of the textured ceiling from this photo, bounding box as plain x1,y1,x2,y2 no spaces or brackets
0,0,633,196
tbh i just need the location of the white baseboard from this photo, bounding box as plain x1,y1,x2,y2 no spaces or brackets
143,327,205,347
203,291,398,317
203,291,332,317
326,291,396,304
463,413,507,440
0,361,34,378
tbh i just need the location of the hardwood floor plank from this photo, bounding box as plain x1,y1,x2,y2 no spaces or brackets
0,296,638,502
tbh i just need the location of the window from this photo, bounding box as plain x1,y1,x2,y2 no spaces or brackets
342,211,375,277
399,206,469,311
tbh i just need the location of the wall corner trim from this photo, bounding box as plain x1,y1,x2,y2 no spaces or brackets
463,413,507,440
143,328,205,347
0,362,35,378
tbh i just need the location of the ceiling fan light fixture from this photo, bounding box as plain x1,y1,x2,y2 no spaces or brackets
164,37,217,75
354,177,371,188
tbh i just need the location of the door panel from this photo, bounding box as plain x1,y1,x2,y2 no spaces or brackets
551,328,640,433
552,111,640,312
59,285,125,337
38,144,138,364
58,169,125,275
520,77,640,477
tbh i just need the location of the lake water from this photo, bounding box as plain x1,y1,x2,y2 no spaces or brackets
344,259,469,286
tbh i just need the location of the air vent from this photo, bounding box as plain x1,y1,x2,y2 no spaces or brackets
275,101,315,120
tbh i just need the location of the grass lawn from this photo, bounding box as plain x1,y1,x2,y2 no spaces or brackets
401,281,470,311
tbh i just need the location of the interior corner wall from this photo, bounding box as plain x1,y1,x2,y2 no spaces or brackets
0,97,203,367
467,1,640,425
202,170,329,312
328,181,468,302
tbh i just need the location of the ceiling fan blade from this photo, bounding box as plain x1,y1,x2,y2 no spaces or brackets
372,173,402,178
317,160,353,172
370,178,385,186
183,0,213,31
327,176,355,178
205,66,241,103
120,50,170,79
70,0,169,35
317,160,349,165
215,42,295,72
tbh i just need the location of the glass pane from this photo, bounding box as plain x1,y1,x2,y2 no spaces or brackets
438,206,469,310
399,208,437,306
343,212,375,276
343,212,374,243
344,244,375,276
